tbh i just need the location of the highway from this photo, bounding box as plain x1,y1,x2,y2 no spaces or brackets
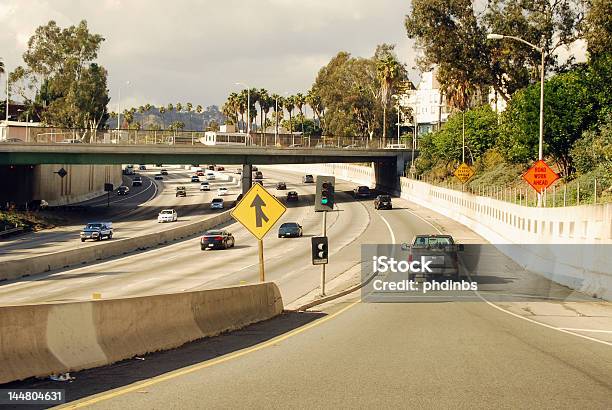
1,166,611,409
0,166,238,266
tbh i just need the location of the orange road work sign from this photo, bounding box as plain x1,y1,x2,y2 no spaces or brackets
522,160,559,193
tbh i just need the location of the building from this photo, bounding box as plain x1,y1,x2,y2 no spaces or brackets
0,120,42,141
398,68,450,137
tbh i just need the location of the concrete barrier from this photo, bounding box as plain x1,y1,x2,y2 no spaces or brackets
0,282,283,384
0,210,234,281
270,163,612,300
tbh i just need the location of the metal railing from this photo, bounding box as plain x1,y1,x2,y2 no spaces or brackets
3,126,406,151
406,174,609,207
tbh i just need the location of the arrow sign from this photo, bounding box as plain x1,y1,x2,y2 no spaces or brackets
231,183,286,240
250,194,269,227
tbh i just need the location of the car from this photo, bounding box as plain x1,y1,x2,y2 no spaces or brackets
132,176,142,187
1,138,24,143
235,168,242,174
288,143,302,148
353,185,370,199
58,138,83,144
139,165,147,170
286,191,299,202
302,174,314,183
80,222,113,242
196,171,205,176
408,235,464,280
210,198,224,209
208,165,215,170
233,193,244,207
216,166,225,171
126,164,134,169
206,172,215,180
200,182,210,191
191,175,200,183
254,171,263,179
217,187,229,196
154,174,164,180
155,164,163,167
176,186,187,197
160,169,168,175
278,222,303,238
343,144,360,149
385,143,407,149
117,186,130,196
157,209,178,223
252,166,258,172
200,230,235,250
374,194,392,210
123,167,134,175
276,182,287,190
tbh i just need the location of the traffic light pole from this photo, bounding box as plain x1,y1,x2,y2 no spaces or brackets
320,211,327,296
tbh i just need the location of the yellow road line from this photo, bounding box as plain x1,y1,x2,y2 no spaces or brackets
60,300,359,409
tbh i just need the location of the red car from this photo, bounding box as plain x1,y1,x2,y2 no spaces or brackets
216,166,225,171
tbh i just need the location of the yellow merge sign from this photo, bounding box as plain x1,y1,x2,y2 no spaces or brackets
231,184,286,240
454,162,475,183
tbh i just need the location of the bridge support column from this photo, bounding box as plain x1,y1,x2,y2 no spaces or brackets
241,164,252,194
373,155,406,194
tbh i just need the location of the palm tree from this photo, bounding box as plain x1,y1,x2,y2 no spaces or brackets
294,93,306,136
238,90,248,132
285,95,295,136
376,55,404,145
258,89,270,137
195,104,203,130
306,87,324,128
159,106,166,129
270,94,283,139
185,102,193,129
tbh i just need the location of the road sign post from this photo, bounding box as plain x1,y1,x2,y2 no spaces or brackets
231,184,286,282
321,212,327,296
522,160,559,200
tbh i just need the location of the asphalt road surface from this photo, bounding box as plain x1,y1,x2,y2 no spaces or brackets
1,167,610,409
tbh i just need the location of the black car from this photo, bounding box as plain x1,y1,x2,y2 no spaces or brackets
132,176,142,187
286,191,299,202
254,171,263,179
276,182,287,190
200,230,235,250
208,165,215,170
191,175,200,183
374,194,392,210
235,168,242,174
302,174,314,183
117,186,130,195
252,166,258,172
353,185,370,199
154,174,163,180
139,165,146,170
278,222,303,238
176,186,187,197
160,169,168,175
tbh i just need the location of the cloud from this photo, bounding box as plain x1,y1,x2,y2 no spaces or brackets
0,0,416,108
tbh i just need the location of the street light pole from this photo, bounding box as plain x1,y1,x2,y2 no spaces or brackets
487,33,545,205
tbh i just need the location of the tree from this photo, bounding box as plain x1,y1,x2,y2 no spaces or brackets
271,94,284,134
258,88,270,136
375,44,407,144
9,20,109,133
497,66,598,176
405,0,587,104
306,86,324,127
294,93,306,135
583,0,612,58
285,95,296,135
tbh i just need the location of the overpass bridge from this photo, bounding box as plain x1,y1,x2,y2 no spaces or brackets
0,143,418,197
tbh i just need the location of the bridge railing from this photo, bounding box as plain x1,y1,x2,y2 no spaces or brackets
4,126,406,150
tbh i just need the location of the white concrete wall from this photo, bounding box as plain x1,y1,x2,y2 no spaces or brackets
34,164,123,206
272,163,612,300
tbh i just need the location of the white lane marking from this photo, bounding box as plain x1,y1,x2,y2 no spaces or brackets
558,328,612,334
377,212,396,244
403,208,443,234
403,201,612,346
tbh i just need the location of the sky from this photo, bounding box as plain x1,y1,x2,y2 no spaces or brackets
0,0,420,110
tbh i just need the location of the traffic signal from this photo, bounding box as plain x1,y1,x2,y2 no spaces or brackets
311,236,328,265
315,176,335,212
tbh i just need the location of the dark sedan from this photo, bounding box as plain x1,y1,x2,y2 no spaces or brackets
286,191,299,202
200,230,235,250
278,222,303,238
374,195,392,210
117,186,130,195
276,182,287,190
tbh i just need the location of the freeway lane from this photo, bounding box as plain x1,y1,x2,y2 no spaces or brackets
0,166,236,265
64,299,611,409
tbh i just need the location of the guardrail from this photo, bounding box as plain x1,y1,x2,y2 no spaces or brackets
0,282,283,384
